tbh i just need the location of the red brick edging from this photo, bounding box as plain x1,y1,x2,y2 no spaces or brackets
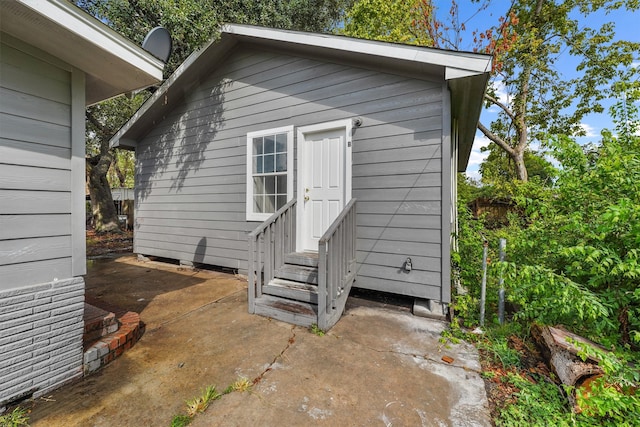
83,311,144,375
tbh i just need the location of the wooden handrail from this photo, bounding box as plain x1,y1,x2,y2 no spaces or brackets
249,198,297,238
319,198,357,244
247,199,296,314
318,198,357,330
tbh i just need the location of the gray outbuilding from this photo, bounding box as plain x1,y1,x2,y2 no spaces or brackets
111,24,491,329
0,0,163,407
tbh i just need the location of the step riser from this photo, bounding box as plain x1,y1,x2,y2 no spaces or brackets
275,265,318,284
254,304,316,328
284,252,319,268
253,295,317,328
263,283,318,304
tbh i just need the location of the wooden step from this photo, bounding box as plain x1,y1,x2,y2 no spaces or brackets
275,264,318,284
263,278,318,304
284,252,319,268
253,294,317,327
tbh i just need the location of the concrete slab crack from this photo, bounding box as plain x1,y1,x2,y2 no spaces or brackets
252,326,297,386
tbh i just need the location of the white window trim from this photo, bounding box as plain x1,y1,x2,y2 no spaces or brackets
246,125,294,221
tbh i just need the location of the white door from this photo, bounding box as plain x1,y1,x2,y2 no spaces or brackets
297,121,352,252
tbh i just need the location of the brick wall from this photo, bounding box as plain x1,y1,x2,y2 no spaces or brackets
0,277,85,406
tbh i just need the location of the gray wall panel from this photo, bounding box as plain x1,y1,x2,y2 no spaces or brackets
0,138,70,170
134,47,446,297
0,259,72,291
0,164,70,191
0,214,71,240
0,42,73,289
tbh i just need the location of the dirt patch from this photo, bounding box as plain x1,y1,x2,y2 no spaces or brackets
479,334,552,421
86,229,133,257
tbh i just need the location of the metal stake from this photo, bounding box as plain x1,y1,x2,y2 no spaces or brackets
480,240,488,327
498,238,506,325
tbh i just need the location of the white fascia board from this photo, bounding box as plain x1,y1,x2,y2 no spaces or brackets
18,0,164,80
446,66,489,80
224,24,493,75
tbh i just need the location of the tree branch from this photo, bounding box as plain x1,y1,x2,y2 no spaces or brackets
86,110,111,140
478,122,515,156
484,93,516,122
86,109,115,156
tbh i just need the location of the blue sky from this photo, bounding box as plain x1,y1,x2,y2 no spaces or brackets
440,0,640,181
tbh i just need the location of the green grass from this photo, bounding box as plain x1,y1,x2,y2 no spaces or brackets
310,323,325,336
169,376,254,426
185,385,221,418
170,414,192,427
0,407,30,427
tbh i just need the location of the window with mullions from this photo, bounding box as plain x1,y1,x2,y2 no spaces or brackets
246,126,294,221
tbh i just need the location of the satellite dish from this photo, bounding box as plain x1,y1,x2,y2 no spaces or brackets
142,26,172,63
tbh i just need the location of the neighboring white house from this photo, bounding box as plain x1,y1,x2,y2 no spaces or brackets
0,0,163,406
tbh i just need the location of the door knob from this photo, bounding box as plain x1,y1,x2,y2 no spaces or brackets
304,195,310,201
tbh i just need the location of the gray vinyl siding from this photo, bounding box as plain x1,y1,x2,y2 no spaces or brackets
0,38,84,408
0,41,73,290
135,46,445,300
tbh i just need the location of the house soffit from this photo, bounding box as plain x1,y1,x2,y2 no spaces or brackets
0,0,164,105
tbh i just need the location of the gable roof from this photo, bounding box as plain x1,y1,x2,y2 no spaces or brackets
110,24,492,170
0,0,164,105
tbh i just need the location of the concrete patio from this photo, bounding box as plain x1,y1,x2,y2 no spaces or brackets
27,254,490,426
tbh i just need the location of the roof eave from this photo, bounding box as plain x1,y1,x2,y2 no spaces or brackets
0,0,164,105
448,72,492,172
110,24,493,150
223,24,492,75
110,33,235,148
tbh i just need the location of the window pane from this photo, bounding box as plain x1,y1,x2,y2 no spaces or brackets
276,133,287,153
253,176,265,195
265,194,276,213
264,135,275,154
253,195,264,213
248,129,291,218
263,154,275,173
276,153,287,172
253,137,263,155
265,175,276,194
276,175,287,194
253,155,263,174
277,195,287,209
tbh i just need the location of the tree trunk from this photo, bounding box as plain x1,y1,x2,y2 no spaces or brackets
87,152,121,233
618,305,636,349
513,148,528,182
531,324,604,408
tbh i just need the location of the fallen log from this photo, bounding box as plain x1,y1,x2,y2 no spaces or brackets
531,324,604,407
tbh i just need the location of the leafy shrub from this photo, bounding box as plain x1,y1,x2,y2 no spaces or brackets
496,373,573,427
